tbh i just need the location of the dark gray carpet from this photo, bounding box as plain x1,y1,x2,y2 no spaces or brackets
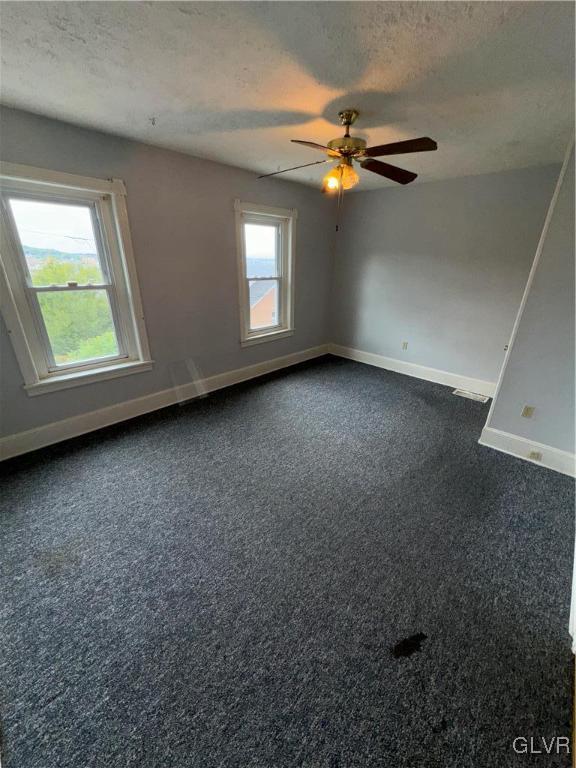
1,356,573,768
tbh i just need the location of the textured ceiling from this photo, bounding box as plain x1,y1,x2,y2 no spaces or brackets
1,2,574,189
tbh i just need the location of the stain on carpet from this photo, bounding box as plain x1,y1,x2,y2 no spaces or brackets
391,632,428,658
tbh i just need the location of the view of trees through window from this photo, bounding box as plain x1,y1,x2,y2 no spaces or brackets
10,199,119,365
32,254,118,364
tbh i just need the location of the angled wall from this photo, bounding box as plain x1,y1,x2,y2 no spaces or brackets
481,146,575,474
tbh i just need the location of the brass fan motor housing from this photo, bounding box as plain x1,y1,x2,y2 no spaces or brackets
327,136,367,156
330,110,365,155
338,109,359,127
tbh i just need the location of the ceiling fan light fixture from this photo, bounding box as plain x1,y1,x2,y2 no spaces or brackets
340,162,359,190
322,160,360,193
266,110,436,189
322,166,342,193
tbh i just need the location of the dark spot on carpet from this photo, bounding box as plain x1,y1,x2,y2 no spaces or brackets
391,632,428,658
432,717,448,733
1,358,573,768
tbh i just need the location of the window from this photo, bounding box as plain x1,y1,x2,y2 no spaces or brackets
235,200,296,346
0,163,151,394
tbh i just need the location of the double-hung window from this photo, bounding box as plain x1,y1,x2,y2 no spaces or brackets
0,163,151,394
235,201,296,346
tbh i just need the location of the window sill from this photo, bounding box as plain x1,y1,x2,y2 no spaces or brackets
240,329,294,347
24,359,154,396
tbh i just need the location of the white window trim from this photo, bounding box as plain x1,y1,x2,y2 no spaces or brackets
0,162,152,395
234,200,296,347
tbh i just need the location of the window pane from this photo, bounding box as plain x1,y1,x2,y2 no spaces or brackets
37,290,119,365
249,279,279,330
9,199,105,287
244,223,278,278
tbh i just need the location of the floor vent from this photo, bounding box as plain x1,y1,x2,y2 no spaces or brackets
452,389,490,403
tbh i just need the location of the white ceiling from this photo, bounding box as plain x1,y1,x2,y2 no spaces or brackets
1,2,574,190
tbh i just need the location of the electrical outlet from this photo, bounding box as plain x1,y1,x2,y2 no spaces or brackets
402,341,408,350
528,451,542,462
521,405,535,418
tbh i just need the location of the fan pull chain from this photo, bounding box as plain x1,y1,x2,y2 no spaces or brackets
335,166,344,232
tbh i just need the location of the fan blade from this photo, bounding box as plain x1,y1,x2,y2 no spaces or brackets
291,140,341,157
363,137,437,158
360,159,417,185
291,140,331,152
258,159,330,179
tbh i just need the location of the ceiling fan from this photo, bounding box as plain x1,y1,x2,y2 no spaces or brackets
258,109,437,192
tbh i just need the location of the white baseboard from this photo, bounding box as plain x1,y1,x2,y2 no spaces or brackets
0,344,330,461
329,344,496,397
479,426,576,477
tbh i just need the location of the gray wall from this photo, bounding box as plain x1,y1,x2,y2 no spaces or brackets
0,107,334,437
486,149,575,453
330,165,560,383
0,105,568,447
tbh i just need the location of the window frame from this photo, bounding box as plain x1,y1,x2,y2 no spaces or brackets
234,200,296,347
0,163,152,395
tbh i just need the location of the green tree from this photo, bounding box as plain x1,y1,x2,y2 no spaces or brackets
66,331,118,362
31,256,102,288
33,258,118,363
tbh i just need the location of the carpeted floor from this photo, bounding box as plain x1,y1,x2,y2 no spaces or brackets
0,356,573,767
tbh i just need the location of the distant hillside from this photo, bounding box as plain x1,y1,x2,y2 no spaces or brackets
246,257,276,278
23,245,97,263
23,248,274,275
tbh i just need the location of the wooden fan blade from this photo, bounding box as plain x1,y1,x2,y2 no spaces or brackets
291,140,331,152
363,137,437,158
360,159,417,185
291,140,341,158
258,159,330,179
